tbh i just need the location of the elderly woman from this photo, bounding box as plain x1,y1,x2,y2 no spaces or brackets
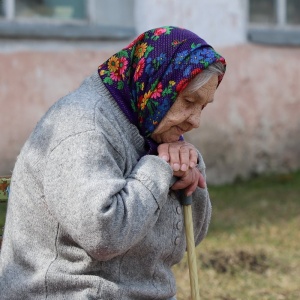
0,26,226,299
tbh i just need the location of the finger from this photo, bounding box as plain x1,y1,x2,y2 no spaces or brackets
179,145,190,172
184,168,198,195
172,169,204,194
189,148,198,169
185,179,198,196
171,177,189,190
171,168,195,190
198,171,206,189
157,143,170,162
168,143,182,171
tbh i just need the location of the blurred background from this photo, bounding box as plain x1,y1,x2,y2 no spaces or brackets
0,1,299,299
0,0,300,184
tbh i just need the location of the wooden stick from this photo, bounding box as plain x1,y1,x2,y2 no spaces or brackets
183,196,200,300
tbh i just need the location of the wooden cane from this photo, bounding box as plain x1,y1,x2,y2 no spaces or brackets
182,195,200,300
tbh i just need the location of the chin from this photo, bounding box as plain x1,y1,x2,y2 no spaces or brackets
162,136,181,143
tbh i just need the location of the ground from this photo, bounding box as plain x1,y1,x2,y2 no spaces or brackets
173,171,300,300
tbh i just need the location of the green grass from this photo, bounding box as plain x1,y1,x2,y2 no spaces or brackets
173,171,300,300
1,172,299,299
0,202,7,237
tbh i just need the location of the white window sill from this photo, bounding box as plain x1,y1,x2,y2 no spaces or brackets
248,27,300,46
0,20,136,40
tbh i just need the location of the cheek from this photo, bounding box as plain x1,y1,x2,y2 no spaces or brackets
161,112,184,127
172,105,191,119
177,108,195,123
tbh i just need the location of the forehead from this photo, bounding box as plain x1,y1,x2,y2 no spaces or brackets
181,75,218,99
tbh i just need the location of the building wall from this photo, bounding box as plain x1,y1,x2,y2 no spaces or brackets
134,0,247,47
1,42,299,184
186,44,300,184
0,1,299,184
0,42,122,175
91,0,135,28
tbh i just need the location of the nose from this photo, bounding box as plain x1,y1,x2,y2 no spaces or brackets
187,108,201,128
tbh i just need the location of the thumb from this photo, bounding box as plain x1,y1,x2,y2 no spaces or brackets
198,171,206,189
157,143,170,162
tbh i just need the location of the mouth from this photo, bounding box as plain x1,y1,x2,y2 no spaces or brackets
177,125,191,133
176,126,188,135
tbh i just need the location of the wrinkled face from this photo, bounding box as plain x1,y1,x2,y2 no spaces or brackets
151,75,219,144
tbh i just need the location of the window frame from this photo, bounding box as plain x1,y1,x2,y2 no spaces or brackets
0,0,135,40
248,0,300,45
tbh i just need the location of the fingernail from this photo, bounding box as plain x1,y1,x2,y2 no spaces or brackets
173,163,180,171
161,155,169,161
190,162,195,168
186,191,193,197
181,164,187,171
200,182,206,189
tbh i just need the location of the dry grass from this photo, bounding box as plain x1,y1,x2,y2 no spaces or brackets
173,171,300,300
1,172,299,299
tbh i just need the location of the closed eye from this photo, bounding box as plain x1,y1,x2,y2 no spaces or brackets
185,98,194,104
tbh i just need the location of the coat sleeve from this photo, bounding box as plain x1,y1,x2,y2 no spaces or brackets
43,129,173,261
191,151,212,246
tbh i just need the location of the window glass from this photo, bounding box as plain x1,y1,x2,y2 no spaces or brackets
0,0,4,16
15,0,86,20
287,0,300,25
249,0,277,24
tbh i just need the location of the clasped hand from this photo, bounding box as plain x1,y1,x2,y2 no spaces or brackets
157,141,206,196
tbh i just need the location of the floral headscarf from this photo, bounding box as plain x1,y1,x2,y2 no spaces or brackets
98,26,226,151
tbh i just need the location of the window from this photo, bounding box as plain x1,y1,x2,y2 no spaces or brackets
287,0,300,25
0,0,135,40
248,0,300,45
0,0,4,17
14,0,86,20
249,0,277,24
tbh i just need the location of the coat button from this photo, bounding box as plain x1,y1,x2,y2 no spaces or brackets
176,221,183,230
176,206,181,214
175,237,180,245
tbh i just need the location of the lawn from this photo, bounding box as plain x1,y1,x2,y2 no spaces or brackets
0,202,7,240
1,172,299,299
173,171,300,300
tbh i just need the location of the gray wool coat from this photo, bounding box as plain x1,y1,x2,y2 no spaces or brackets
0,72,211,299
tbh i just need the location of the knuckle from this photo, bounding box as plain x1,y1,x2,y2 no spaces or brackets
158,143,168,150
180,146,189,153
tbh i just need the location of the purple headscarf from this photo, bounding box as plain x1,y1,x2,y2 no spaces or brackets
98,26,226,152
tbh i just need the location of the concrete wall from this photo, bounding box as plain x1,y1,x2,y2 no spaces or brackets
0,1,299,184
134,0,247,47
1,42,299,184
91,0,134,28
185,44,300,184
0,41,124,175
